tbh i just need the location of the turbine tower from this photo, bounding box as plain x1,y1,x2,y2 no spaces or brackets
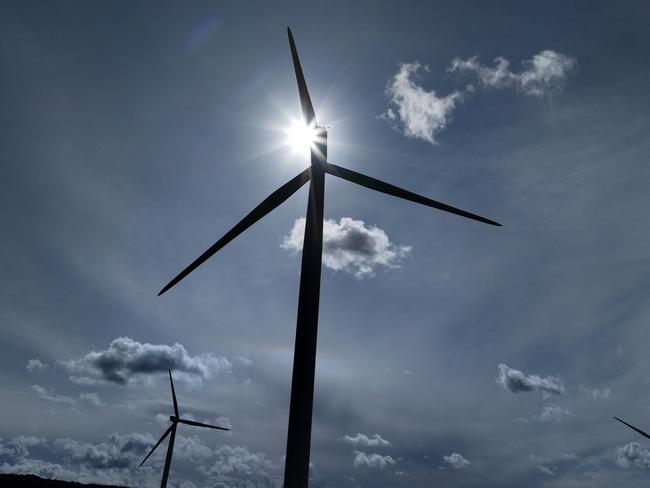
614,416,650,440
158,28,501,487
139,370,229,488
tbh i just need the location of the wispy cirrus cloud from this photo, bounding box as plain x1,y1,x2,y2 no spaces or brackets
282,217,411,278
449,50,577,97
30,385,103,407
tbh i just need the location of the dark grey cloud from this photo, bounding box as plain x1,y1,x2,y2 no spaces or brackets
497,364,565,396
282,217,411,278
63,337,231,385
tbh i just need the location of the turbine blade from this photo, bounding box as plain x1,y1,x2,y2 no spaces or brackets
169,370,179,417
287,27,316,126
158,167,312,295
160,424,177,488
178,418,230,431
614,416,650,440
323,162,501,227
139,425,173,468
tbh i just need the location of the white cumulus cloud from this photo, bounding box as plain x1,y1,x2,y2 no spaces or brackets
616,442,650,469
381,61,464,144
353,450,396,469
443,452,470,469
282,217,411,278
342,433,390,447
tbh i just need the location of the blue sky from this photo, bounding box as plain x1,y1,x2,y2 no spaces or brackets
2,1,650,487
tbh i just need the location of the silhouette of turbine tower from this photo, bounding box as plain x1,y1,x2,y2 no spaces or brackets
158,28,501,488
139,370,229,488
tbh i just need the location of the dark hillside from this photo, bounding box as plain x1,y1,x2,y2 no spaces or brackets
0,474,129,488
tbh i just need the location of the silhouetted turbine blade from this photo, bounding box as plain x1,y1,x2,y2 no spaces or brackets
178,418,230,431
614,416,650,440
158,167,312,295
323,162,501,227
287,27,316,126
139,425,173,468
169,370,179,417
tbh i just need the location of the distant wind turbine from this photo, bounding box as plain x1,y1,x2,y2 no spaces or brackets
614,416,650,440
139,370,229,488
158,28,501,487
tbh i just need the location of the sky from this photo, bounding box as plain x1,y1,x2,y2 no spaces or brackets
1,1,650,487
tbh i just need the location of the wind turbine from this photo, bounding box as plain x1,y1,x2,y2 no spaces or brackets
139,370,229,488
614,416,650,440
158,28,501,487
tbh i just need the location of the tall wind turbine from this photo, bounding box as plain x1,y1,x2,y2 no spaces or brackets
139,370,229,488
614,416,650,440
158,28,501,487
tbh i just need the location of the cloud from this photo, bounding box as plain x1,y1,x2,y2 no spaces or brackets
63,336,231,385
282,217,411,278
3,433,279,487
0,432,155,486
380,61,464,144
496,363,565,396
202,445,274,475
449,50,577,97
537,465,556,475
352,450,396,469
579,386,611,399
537,405,574,422
26,359,50,373
616,442,650,469
0,436,47,460
443,452,470,469
79,392,103,406
342,433,390,447
30,385,77,406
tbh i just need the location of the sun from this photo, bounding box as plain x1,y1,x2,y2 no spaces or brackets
285,120,317,153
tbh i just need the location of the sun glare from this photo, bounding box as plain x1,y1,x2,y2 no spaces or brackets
286,121,317,153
